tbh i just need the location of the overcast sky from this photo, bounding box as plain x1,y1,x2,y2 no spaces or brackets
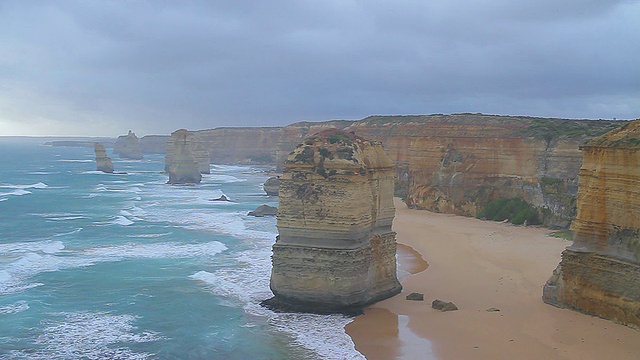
1,0,638,136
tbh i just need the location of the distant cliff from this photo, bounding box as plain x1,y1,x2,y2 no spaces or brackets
265,129,401,313
274,114,623,228
543,120,640,329
173,114,624,228
194,127,283,164
114,130,143,160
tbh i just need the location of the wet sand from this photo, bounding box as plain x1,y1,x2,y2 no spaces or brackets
346,199,640,359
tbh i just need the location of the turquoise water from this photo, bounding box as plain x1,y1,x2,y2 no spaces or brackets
0,139,364,359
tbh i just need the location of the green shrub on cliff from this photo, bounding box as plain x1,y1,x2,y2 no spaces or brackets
478,197,541,225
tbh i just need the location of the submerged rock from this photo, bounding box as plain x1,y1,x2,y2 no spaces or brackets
432,299,458,312
266,129,401,314
406,292,424,301
248,205,277,217
263,176,280,196
94,143,114,173
209,195,230,202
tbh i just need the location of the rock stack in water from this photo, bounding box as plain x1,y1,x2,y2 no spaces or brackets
264,129,402,313
543,120,640,329
94,143,114,173
165,129,211,174
263,176,280,196
114,130,143,160
166,130,202,184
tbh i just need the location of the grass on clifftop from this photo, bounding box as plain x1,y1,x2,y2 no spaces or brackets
478,197,541,226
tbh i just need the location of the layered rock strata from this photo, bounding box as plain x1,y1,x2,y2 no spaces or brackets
165,129,211,174
265,129,402,313
543,120,640,329
156,114,623,228
166,130,202,184
94,143,114,173
114,130,143,160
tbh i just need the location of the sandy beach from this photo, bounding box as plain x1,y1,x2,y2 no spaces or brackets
346,199,640,360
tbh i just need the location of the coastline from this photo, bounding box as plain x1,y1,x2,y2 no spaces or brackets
346,198,640,359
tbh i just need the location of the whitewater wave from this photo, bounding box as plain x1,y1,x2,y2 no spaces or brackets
0,241,226,295
190,237,364,360
7,311,162,359
0,300,29,314
0,182,48,190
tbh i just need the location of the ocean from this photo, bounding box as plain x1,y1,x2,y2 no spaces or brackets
0,138,365,359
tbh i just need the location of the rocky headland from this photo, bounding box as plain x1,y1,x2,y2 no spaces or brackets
166,130,202,185
263,129,402,314
543,120,640,329
185,114,623,228
114,130,143,160
165,129,211,174
93,142,114,173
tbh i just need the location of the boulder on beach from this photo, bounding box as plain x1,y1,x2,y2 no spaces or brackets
432,299,458,311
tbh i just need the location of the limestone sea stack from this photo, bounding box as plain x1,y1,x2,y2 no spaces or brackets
114,130,143,160
263,129,402,313
543,120,640,329
94,142,114,173
167,130,202,184
165,129,211,174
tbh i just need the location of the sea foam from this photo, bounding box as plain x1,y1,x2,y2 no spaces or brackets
8,311,162,359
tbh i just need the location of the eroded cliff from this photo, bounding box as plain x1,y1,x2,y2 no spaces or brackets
543,120,640,329
343,115,623,228
264,129,401,313
182,114,624,228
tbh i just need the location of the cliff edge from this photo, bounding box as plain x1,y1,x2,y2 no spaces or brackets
264,129,402,313
543,120,640,329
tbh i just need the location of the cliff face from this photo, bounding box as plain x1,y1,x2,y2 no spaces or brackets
139,135,170,154
166,130,202,184
266,129,401,313
543,120,640,329
187,114,622,228
194,127,283,164
165,129,210,174
344,115,623,228
114,130,143,160
94,143,114,173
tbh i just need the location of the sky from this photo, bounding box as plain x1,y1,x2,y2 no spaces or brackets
1,0,639,137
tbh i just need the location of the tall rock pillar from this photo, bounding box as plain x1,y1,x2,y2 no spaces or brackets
265,129,401,313
543,120,640,329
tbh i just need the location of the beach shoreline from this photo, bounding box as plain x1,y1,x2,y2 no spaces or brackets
346,199,640,360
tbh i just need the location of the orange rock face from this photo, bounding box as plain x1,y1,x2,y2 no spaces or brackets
343,115,622,227
543,120,640,329
266,129,401,313
178,114,624,227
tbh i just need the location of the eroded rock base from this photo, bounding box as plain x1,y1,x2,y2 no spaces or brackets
543,249,640,329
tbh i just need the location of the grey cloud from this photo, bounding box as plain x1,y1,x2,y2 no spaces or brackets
0,0,638,136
